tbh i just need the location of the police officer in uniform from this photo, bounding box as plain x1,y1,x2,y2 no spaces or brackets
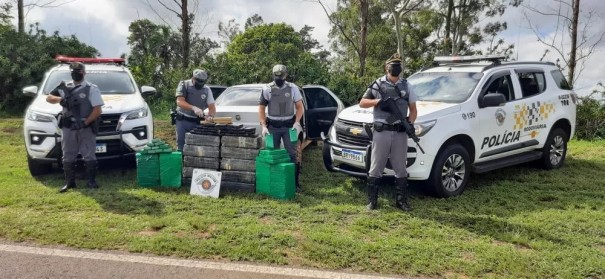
258,64,304,191
46,62,104,193
175,69,216,151
359,53,418,211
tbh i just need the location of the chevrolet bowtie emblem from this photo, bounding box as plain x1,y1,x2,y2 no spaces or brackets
349,128,362,135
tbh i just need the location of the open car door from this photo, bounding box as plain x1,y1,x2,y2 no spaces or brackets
302,85,344,140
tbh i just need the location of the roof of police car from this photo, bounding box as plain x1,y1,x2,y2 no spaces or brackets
53,63,128,71
421,60,556,74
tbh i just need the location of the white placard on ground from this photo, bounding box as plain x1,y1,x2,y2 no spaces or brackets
190,169,222,198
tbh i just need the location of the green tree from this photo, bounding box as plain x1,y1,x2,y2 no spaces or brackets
0,23,97,114
434,0,521,55
206,23,328,86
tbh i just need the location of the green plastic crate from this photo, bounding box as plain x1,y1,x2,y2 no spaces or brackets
160,151,182,188
136,153,160,187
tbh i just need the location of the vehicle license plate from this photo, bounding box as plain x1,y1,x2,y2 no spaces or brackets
342,149,363,162
95,143,107,153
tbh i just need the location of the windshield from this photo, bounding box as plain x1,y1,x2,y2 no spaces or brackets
215,87,262,106
43,70,136,94
407,72,483,103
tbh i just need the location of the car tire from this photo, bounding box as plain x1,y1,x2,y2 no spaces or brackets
539,128,567,170
428,143,471,198
322,142,335,172
27,156,52,176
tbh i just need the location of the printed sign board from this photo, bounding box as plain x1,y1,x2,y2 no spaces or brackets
190,169,222,198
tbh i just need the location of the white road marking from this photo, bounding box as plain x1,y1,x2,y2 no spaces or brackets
0,244,402,279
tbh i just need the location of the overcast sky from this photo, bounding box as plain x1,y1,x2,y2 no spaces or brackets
10,0,605,96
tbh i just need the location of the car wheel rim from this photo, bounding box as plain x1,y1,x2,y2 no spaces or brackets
549,135,565,165
441,154,465,192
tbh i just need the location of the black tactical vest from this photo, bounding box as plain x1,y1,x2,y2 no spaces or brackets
373,79,410,124
61,82,93,119
268,83,295,117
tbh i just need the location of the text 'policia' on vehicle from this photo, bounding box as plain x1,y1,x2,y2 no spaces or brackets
23,55,157,176
323,54,578,198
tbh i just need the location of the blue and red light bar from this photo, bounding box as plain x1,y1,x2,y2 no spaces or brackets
55,55,125,64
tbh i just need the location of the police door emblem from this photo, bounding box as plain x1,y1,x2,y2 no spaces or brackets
495,108,506,126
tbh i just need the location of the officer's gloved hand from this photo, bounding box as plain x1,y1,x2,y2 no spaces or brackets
59,97,69,108
378,98,391,111
261,126,270,137
293,122,303,133
205,115,214,122
191,106,204,117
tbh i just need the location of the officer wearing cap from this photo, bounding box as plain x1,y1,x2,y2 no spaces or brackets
258,64,304,191
175,69,216,151
359,53,418,211
46,62,104,193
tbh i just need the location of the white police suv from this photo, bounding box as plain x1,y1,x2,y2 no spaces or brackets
323,55,577,197
23,56,156,176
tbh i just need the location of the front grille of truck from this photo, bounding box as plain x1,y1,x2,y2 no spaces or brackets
336,133,371,146
98,113,121,133
335,119,371,146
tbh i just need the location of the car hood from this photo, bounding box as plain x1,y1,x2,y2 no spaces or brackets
28,94,146,114
337,101,461,123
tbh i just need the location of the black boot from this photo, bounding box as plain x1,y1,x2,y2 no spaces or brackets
395,177,412,211
59,161,77,193
366,177,379,210
295,163,301,193
85,160,99,189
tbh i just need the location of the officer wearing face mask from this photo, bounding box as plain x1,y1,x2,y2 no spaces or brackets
359,53,418,211
175,69,216,151
46,62,104,193
258,64,304,191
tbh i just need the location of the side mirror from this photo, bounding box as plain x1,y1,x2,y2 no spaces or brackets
481,93,506,108
141,86,156,97
23,85,38,97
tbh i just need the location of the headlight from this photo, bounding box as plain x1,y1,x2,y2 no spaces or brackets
124,107,149,120
414,120,437,137
26,110,54,122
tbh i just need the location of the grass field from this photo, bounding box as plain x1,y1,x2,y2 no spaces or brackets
1,118,604,278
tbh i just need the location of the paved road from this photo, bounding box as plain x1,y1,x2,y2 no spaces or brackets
0,243,406,279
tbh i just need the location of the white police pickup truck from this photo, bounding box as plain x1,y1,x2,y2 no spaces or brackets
322,55,577,197
23,56,157,176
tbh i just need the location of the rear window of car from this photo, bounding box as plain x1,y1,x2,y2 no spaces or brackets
215,87,261,106
550,70,572,90
43,70,136,94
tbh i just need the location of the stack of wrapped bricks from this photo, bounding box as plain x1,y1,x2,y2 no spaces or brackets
255,148,296,200
136,138,182,188
182,123,261,193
